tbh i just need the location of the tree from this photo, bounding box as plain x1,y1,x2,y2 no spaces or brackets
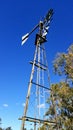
0,118,2,130
0,118,2,125
53,44,73,84
45,44,73,130
38,125,48,130
0,128,2,130
0,118,12,130
5,127,12,130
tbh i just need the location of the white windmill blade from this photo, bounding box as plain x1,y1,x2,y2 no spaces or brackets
42,31,47,37
21,33,29,45
45,26,49,30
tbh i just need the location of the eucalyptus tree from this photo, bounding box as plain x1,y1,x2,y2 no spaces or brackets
45,44,73,130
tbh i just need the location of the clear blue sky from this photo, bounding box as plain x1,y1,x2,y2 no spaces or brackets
0,0,73,130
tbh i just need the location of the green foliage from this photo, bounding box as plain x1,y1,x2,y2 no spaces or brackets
0,127,12,130
5,127,12,130
46,44,73,130
0,118,2,130
0,118,12,130
38,125,48,130
53,44,73,84
0,118,2,125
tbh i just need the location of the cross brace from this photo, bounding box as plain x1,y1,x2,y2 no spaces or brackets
18,116,56,125
30,61,47,71
31,81,51,91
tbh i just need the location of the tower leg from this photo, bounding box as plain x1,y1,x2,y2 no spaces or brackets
20,46,38,130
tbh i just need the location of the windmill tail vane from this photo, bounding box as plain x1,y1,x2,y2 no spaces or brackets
22,33,29,45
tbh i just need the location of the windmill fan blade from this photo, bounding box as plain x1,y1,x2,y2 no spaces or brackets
46,9,53,21
42,30,47,37
21,33,29,45
45,26,49,30
43,9,53,24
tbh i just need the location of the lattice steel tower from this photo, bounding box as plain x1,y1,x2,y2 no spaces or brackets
19,9,54,130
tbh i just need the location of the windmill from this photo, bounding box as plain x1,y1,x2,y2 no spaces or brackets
19,9,55,130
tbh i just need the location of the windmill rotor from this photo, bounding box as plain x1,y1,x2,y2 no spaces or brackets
21,9,54,45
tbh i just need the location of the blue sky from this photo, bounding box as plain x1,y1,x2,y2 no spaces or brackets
0,0,73,130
